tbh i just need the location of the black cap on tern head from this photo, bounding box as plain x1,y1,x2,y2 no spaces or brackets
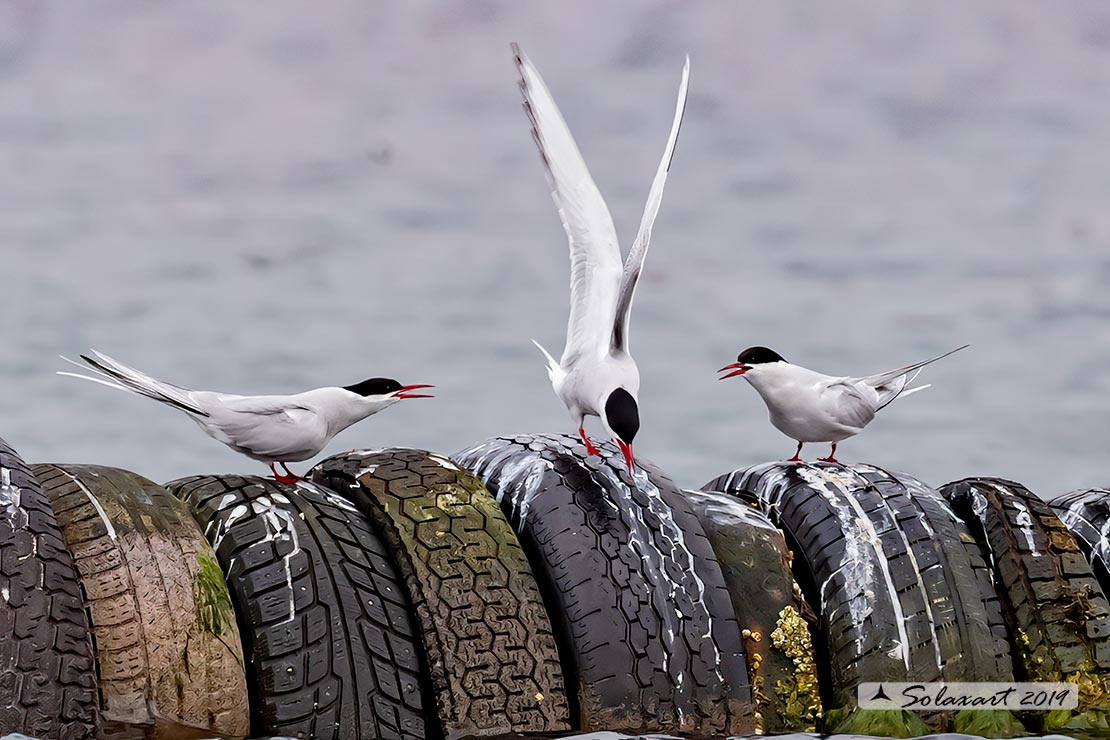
737,346,785,365
344,378,403,397
604,387,639,445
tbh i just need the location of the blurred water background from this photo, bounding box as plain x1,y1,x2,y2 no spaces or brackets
2,1,1110,496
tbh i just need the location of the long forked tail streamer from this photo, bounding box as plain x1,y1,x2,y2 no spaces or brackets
58,352,210,417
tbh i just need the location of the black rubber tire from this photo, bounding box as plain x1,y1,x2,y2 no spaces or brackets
1052,488,1110,607
703,461,1013,726
0,440,97,740
310,448,571,739
454,433,754,737
943,478,1110,731
33,464,251,739
683,488,822,733
168,474,427,740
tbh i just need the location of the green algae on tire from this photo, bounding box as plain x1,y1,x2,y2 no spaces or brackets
194,552,235,638
34,463,250,739
310,447,570,739
827,707,931,737
954,708,1037,738
684,488,821,732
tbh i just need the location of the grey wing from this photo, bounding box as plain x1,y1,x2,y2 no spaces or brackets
819,379,877,431
201,397,324,459
611,56,690,353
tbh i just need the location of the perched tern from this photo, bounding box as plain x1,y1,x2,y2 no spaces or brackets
718,344,968,462
59,351,433,483
513,42,690,473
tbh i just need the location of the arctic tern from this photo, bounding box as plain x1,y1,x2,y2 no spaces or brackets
718,345,968,462
59,351,433,483
514,42,690,473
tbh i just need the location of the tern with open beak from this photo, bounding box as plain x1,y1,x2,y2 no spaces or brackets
718,344,968,463
59,350,433,483
514,42,689,474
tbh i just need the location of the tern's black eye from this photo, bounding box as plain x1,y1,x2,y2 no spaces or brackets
737,346,785,365
605,388,639,445
344,378,402,397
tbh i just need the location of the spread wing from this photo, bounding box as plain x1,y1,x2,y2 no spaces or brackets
818,378,877,431
612,56,690,353
514,43,623,365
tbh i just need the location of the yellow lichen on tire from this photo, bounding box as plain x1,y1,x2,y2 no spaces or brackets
770,605,822,731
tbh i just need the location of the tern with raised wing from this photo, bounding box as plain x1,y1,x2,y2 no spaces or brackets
60,351,433,482
514,42,689,473
718,345,968,462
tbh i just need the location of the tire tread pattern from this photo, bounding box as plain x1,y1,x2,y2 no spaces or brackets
34,464,250,738
704,461,1013,721
683,488,822,733
1052,488,1110,607
455,433,754,738
944,478,1110,722
311,448,570,739
0,440,97,740
169,474,426,740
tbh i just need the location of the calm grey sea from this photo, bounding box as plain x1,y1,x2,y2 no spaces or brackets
2,1,1110,497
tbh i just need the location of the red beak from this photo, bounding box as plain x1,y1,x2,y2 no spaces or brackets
395,383,435,399
718,362,749,380
616,440,635,475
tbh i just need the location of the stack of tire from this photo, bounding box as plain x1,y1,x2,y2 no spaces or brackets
171,450,572,739
0,437,249,740
451,434,757,736
7,424,1110,740
697,462,1110,737
0,431,762,739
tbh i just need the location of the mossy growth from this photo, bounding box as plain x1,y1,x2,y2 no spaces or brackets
953,709,1028,738
1055,588,1110,733
769,604,822,731
1014,620,1110,734
1014,627,1053,677
827,707,930,737
1043,660,1110,735
194,552,235,637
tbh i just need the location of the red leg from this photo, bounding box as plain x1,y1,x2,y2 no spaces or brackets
270,462,302,484
787,441,803,463
818,443,838,463
578,427,600,456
